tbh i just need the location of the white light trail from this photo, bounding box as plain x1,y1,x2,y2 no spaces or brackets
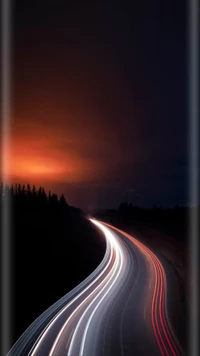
79,222,125,356
30,239,113,355
50,220,124,356
49,245,114,356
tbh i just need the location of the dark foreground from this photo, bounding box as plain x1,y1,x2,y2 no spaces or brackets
8,221,184,356
0,184,106,351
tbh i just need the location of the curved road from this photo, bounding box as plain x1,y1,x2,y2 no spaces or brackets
8,220,183,356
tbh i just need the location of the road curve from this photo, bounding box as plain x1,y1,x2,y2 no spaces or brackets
8,220,184,356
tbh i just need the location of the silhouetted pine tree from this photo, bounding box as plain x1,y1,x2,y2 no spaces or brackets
59,194,68,207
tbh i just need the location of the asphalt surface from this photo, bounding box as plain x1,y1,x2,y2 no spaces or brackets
8,220,184,356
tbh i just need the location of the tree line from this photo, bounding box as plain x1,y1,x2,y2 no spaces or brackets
1,182,66,205
0,182,82,215
0,182,105,347
118,202,189,233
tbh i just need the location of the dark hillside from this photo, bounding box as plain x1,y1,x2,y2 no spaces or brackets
0,183,106,347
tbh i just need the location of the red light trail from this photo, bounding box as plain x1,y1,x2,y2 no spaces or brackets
104,222,181,356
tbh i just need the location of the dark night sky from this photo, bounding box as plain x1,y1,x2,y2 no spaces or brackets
10,0,188,209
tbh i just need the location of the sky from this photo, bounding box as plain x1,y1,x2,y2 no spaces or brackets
8,0,188,209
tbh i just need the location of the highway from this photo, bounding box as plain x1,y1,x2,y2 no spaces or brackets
8,220,183,356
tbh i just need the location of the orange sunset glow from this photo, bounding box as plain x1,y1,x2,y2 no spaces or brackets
6,0,186,210
8,118,116,188
9,130,90,184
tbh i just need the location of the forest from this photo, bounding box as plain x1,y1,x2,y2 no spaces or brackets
94,202,190,243
0,183,106,346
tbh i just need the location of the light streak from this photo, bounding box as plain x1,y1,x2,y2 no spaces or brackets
30,240,113,355
23,220,182,356
103,222,181,356
74,220,124,356
50,221,124,356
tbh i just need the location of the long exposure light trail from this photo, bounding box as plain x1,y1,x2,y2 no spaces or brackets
30,239,113,356
8,219,183,356
103,222,182,356
72,220,124,356
50,220,125,356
